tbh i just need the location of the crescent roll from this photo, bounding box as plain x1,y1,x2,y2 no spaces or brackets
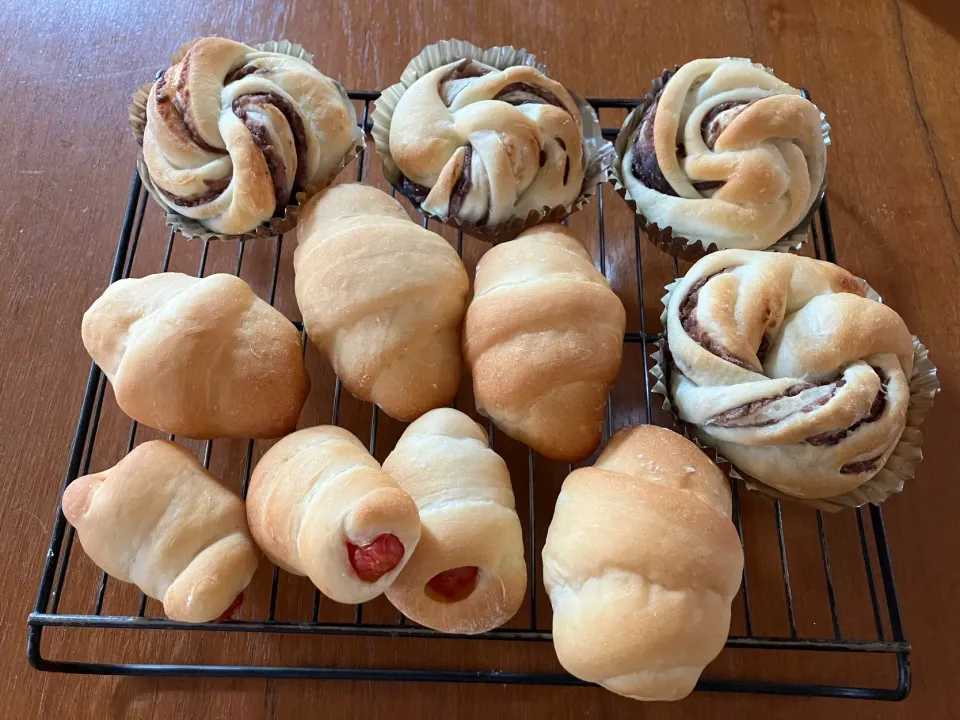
463,223,626,461
81,272,310,439
294,183,469,421
542,426,744,701
62,440,260,623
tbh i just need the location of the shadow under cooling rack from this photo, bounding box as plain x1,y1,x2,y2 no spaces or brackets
28,92,909,701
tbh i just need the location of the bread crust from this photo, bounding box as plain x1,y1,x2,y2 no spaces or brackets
542,426,743,700
464,224,625,461
81,272,310,439
62,440,260,623
382,409,526,634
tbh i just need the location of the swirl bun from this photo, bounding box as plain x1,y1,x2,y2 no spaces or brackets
143,37,359,235
665,250,914,499
388,58,585,231
621,58,826,251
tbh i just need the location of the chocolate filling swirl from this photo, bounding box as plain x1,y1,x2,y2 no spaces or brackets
805,370,888,446
678,271,756,371
154,63,309,213
629,88,743,195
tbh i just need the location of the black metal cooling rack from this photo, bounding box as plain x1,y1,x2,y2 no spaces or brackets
28,91,910,700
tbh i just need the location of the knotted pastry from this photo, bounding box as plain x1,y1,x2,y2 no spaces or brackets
542,425,743,701
463,224,626,462
620,58,826,251
382,409,526,634
387,57,585,231
82,273,310,439
666,250,915,499
142,37,359,235
294,183,469,421
246,426,421,604
62,441,260,623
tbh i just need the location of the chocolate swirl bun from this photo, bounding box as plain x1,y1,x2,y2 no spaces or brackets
666,250,914,499
622,58,826,251
143,38,359,235
388,59,585,230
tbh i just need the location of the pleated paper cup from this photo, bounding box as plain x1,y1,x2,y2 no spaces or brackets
371,38,615,244
651,280,939,511
129,38,365,242
612,64,830,262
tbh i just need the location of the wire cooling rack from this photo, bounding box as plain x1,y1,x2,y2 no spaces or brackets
28,91,909,700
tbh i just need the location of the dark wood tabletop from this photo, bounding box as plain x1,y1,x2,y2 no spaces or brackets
3,1,960,717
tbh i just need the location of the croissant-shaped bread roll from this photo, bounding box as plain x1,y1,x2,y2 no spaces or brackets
82,273,310,439
382,409,526,634
666,250,915,498
463,224,626,461
542,426,743,701
387,57,585,230
62,440,260,623
620,58,826,250
294,183,469,421
246,426,422,604
143,37,360,235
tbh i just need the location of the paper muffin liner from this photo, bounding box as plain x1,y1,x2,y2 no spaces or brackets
612,63,831,262
370,38,615,244
650,279,939,511
129,38,365,242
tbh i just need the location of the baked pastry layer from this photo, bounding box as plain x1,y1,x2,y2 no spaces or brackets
621,58,826,250
388,59,585,229
143,37,358,234
666,250,914,498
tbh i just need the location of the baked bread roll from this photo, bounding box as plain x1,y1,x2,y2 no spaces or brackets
621,58,826,250
666,250,914,499
246,426,421,604
388,57,585,231
294,183,469,421
542,425,743,701
382,409,526,634
82,273,310,439
62,440,260,623
143,37,360,235
463,224,626,462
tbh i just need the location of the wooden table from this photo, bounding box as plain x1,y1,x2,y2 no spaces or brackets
3,0,959,717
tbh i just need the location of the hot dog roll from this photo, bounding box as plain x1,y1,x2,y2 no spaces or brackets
246,426,421,604
61,440,260,623
542,425,744,701
382,408,526,634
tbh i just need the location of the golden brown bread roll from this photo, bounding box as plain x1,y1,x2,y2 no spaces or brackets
463,223,626,461
382,409,526,634
542,425,743,701
246,426,421,604
294,184,469,421
81,272,310,439
61,440,260,623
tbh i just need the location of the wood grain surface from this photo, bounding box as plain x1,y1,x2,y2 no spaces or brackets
2,0,959,717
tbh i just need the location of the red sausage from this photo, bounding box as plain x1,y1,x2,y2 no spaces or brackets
215,592,244,622
426,566,479,602
347,534,405,582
